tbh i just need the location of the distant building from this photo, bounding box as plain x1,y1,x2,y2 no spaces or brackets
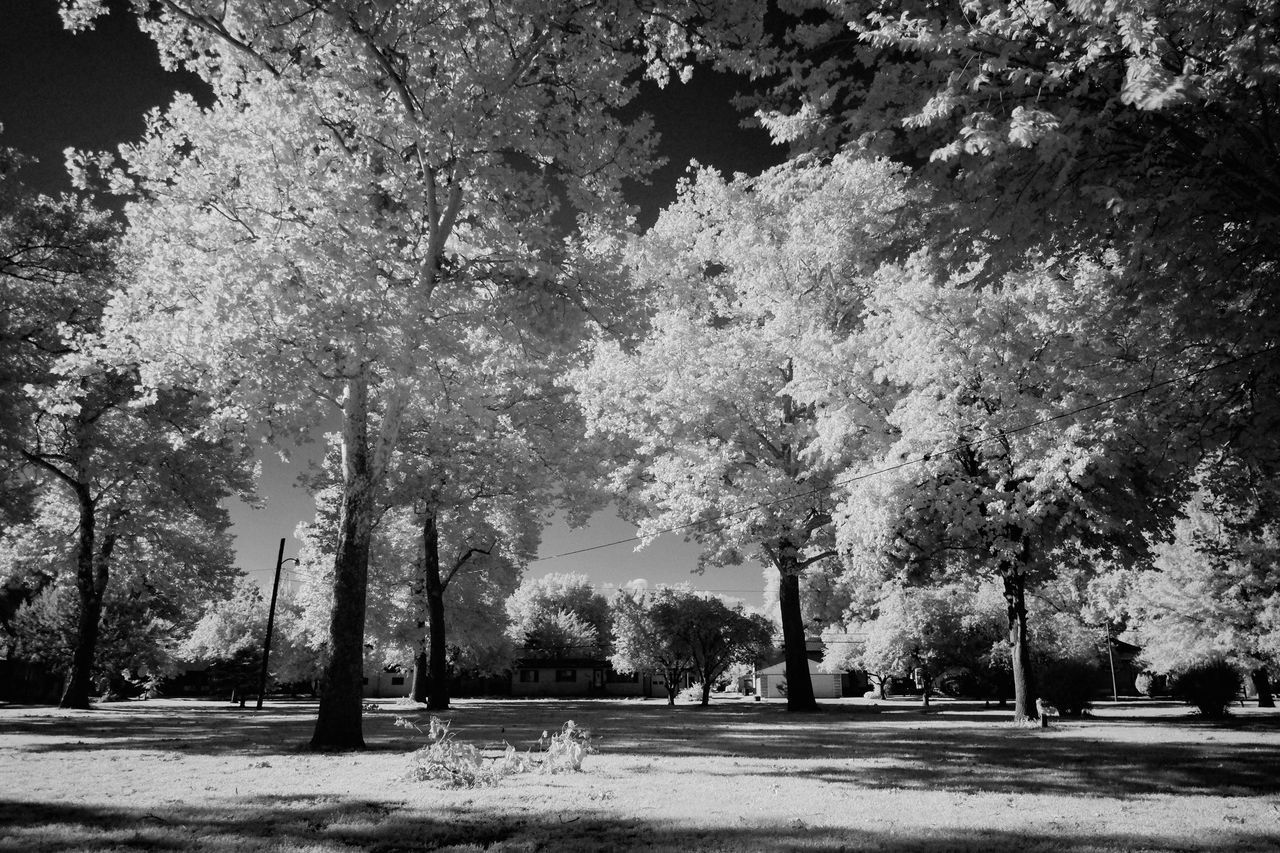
753,658,844,699
509,646,667,698
363,668,411,699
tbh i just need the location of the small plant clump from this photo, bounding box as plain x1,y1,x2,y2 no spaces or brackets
538,719,592,772
1171,660,1241,719
400,716,593,787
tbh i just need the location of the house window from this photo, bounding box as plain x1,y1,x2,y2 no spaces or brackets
362,677,369,685
555,669,577,682
519,669,540,683
391,676,405,686
607,670,639,683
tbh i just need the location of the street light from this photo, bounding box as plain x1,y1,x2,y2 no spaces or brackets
257,538,300,711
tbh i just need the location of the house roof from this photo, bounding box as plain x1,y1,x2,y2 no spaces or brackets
755,659,833,677
513,657,609,669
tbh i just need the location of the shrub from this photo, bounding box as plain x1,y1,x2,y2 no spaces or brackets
1039,659,1101,717
538,720,592,773
400,716,592,787
1134,671,1157,697
1171,660,1241,719
676,683,705,704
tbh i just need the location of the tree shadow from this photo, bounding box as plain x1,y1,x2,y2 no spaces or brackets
1,795,1277,852
3,701,417,755
8,698,1280,802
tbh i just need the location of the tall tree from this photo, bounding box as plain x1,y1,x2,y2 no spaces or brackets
572,154,917,711
1127,483,1280,707
384,319,591,710
1,147,248,708
69,0,760,748
735,0,1280,491
821,251,1184,720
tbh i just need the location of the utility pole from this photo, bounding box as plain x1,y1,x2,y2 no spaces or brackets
1105,626,1119,703
257,538,291,711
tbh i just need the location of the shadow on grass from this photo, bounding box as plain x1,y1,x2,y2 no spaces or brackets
2,795,1279,853
7,698,1280,802
414,700,1280,800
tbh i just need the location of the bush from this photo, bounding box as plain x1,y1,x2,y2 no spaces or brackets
400,716,592,787
677,683,705,704
1134,671,1157,697
1039,659,1101,717
1171,661,1241,718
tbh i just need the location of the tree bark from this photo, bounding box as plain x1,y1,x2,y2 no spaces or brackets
777,565,818,712
60,485,111,710
1252,668,1275,708
1003,571,1037,723
310,377,376,750
700,680,712,706
422,512,450,711
411,647,428,703
665,668,679,706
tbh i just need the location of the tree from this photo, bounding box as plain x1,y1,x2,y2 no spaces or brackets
612,585,774,705
738,0,1280,497
13,370,250,710
183,576,318,700
0,146,250,709
668,591,774,706
1127,485,1280,707
815,247,1191,721
382,319,591,710
831,582,1007,707
505,572,610,658
10,576,179,699
572,153,916,711
610,587,696,705
2,488,243,702
295,494,522,709
74,0,760,750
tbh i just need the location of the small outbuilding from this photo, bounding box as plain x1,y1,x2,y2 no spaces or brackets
754,659,843,700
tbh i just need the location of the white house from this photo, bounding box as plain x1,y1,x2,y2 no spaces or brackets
754,659,843,699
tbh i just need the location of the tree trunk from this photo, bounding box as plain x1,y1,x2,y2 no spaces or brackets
59,486,111,710
665,669,678,706
777,564,818,712
1253,668,1275,708
422,512,450,711
311,377,376,750
411,647,428,703
700,680,712,706
1003,571,1037,723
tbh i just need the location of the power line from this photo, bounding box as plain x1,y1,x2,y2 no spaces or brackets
533,344,1277,564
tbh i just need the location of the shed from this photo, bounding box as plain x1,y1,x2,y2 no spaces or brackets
754,659,842,699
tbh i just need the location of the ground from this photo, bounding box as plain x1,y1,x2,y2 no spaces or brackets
1,695,1278,852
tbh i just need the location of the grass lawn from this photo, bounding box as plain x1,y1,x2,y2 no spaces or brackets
1,695,1279,852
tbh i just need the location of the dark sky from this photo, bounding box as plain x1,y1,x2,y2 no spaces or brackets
2,1,786,596
1,0,784,217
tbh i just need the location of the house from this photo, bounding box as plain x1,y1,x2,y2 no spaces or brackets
362,668,411,698
754,658,844,699
510,647,666,698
